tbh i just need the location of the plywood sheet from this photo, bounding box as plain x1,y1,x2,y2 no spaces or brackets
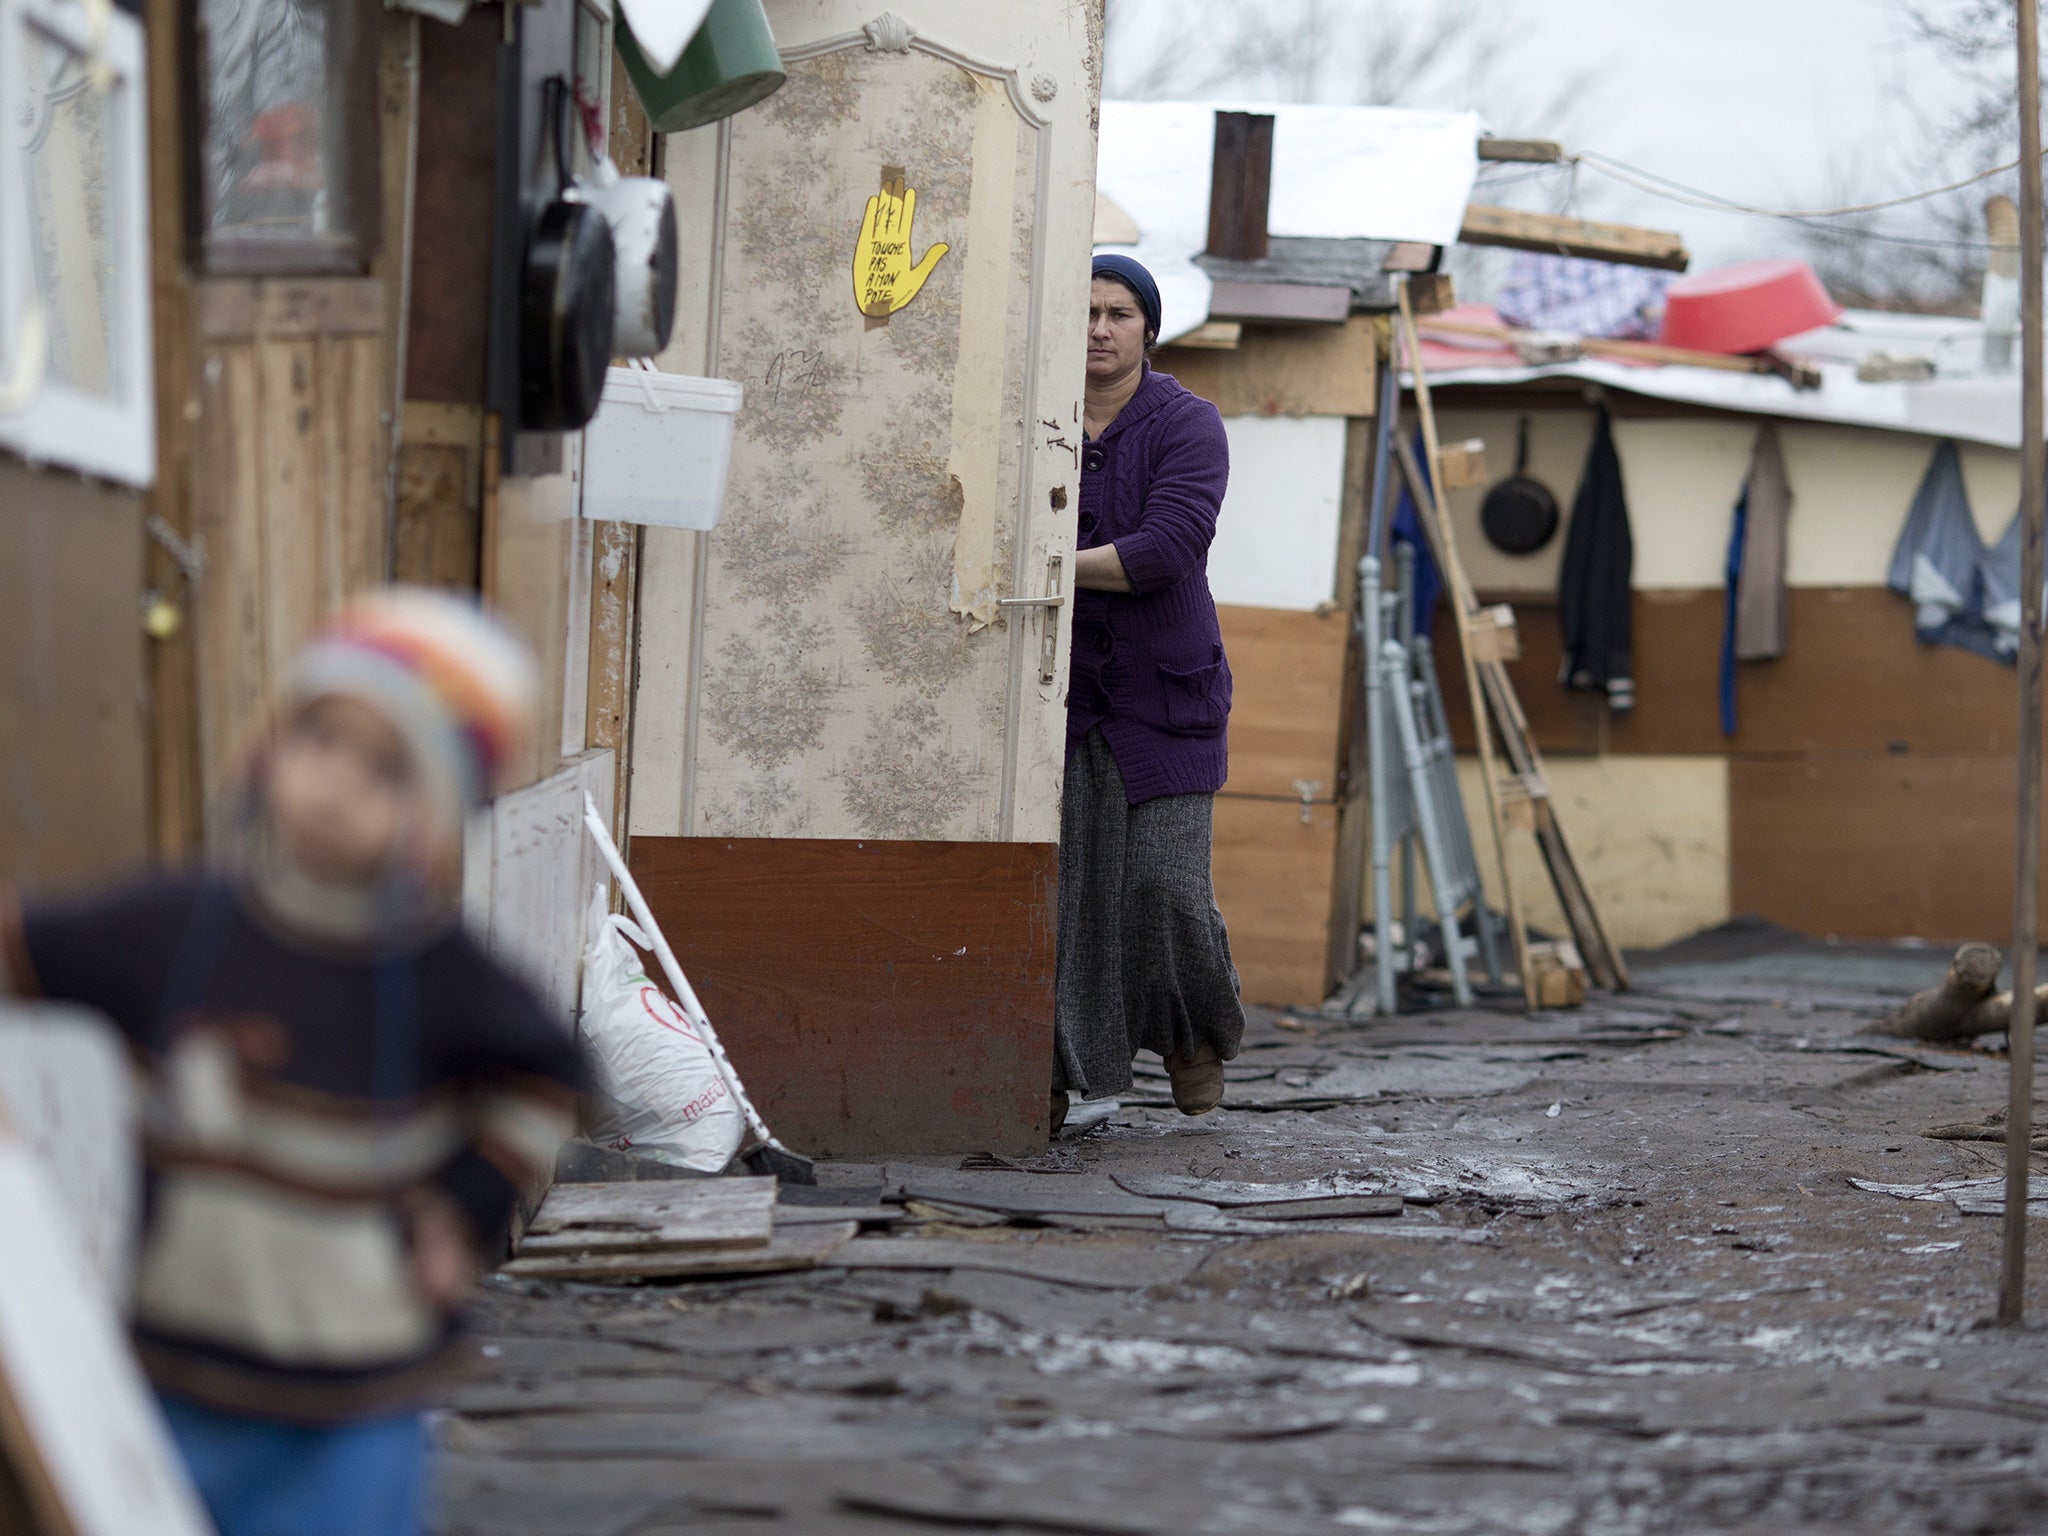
1155,315,1377,418
1730,754,2048,942
516,1178,775,1254
0,1137,213,1536
0,1008,137,1306
1218,605,1351,797
628,837,1057,1157
502,1218,856,1281
1213,794,1340,1008
0,465,150,892
465,748,615,1020
1454,755,1729,951
486,460,579,792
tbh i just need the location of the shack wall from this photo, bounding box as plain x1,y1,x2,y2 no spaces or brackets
1428,392,2033,947
0,466,151,894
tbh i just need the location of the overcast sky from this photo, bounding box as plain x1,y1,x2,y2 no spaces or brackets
1106,0,1990,277
1527,0,1950,267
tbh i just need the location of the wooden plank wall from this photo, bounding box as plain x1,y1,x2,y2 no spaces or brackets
190,283,391,796
1431,584,2047,941
1166,319,1380,1008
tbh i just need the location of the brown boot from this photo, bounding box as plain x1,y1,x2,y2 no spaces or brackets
1162,1044,1224,1115
1050,1089,1070,1135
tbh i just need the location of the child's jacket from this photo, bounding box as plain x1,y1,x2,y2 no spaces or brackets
4,872,584,1423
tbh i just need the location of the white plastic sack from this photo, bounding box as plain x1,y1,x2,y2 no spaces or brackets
579,889,745,1172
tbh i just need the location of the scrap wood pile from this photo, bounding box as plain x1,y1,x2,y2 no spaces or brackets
505,1176,863,1282
1875,942,2040,1042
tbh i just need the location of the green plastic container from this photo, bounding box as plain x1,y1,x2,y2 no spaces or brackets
618,0,786,134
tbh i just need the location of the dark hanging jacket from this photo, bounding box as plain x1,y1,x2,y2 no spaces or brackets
1557,409,1635,711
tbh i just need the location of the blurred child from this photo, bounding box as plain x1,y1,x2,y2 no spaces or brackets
0,588,585,1536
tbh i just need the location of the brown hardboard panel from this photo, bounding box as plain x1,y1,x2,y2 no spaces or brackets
0,465,150,893
1213,795,1341,1009
404,9,501,404
1730,754,2048,942
1431,599,1604,757
1218,605,1352,797
1155,315,1377,419
1620,587,2019,758
1602,589,1725,757
628,837,1057,1157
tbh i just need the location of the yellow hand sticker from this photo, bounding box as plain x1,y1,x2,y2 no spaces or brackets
854,171,949,321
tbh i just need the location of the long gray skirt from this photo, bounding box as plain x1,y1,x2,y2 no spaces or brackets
1054,729,1247,1099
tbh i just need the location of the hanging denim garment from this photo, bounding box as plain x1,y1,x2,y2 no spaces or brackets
1886,440,2004,662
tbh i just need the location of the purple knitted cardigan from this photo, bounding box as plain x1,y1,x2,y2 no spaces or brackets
1067,365,1232,805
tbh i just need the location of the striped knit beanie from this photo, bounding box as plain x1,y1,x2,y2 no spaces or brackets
287,588,537,853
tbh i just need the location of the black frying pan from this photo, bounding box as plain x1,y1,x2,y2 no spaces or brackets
1479,416,1559,556
520,77,616,432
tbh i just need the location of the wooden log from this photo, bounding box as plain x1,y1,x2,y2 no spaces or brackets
1876,944,2002,1039
1952,981,2048,1040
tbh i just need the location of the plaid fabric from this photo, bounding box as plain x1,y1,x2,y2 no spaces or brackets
1495,252,1671,341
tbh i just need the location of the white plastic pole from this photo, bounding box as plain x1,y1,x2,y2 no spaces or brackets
581,794,788,1154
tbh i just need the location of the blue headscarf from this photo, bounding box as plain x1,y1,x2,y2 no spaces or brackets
1091,253,1162,346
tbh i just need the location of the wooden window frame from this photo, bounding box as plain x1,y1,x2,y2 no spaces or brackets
181,0,382,276
0,0,157,485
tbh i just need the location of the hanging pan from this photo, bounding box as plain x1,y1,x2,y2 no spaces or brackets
520,76,616,433
1479,416,1559,556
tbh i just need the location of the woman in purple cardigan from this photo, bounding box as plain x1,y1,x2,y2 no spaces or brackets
1053,254,1247,1132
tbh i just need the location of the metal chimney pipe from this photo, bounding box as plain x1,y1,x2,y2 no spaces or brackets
1206,111,1274,261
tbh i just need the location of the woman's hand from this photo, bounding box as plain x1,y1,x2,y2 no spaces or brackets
1075,544,1132,593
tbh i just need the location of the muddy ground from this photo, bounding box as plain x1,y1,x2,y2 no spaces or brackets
437,932,2048,1535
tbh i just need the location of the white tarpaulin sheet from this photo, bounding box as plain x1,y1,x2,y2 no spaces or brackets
1095,100,1479,344
1413,354,2026,451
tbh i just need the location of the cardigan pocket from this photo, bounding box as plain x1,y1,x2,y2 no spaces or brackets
1159,656,1228,737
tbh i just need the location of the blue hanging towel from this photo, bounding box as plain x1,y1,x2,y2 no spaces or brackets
1886,440,2006,662
1391,428,1443,638
1720,479,1749,737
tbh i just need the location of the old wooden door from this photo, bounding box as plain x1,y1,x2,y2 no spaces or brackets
630,1,1098,1155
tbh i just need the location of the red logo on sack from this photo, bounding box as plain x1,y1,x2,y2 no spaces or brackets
637,986,704,1042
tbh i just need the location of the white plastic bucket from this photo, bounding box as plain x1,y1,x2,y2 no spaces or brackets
580,364,743,529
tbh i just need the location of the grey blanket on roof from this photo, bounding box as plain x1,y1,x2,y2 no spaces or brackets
1053,729,1246,1100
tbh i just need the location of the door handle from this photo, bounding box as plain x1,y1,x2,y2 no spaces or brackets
998,554,1064,683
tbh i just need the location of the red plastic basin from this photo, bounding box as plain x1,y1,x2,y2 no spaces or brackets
1658,258,1842,355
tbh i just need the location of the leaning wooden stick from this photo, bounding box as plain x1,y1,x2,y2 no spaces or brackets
1875,943,2004,1040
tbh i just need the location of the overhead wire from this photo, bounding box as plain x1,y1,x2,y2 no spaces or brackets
1469,145,2027,256
1573,146,2040,221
